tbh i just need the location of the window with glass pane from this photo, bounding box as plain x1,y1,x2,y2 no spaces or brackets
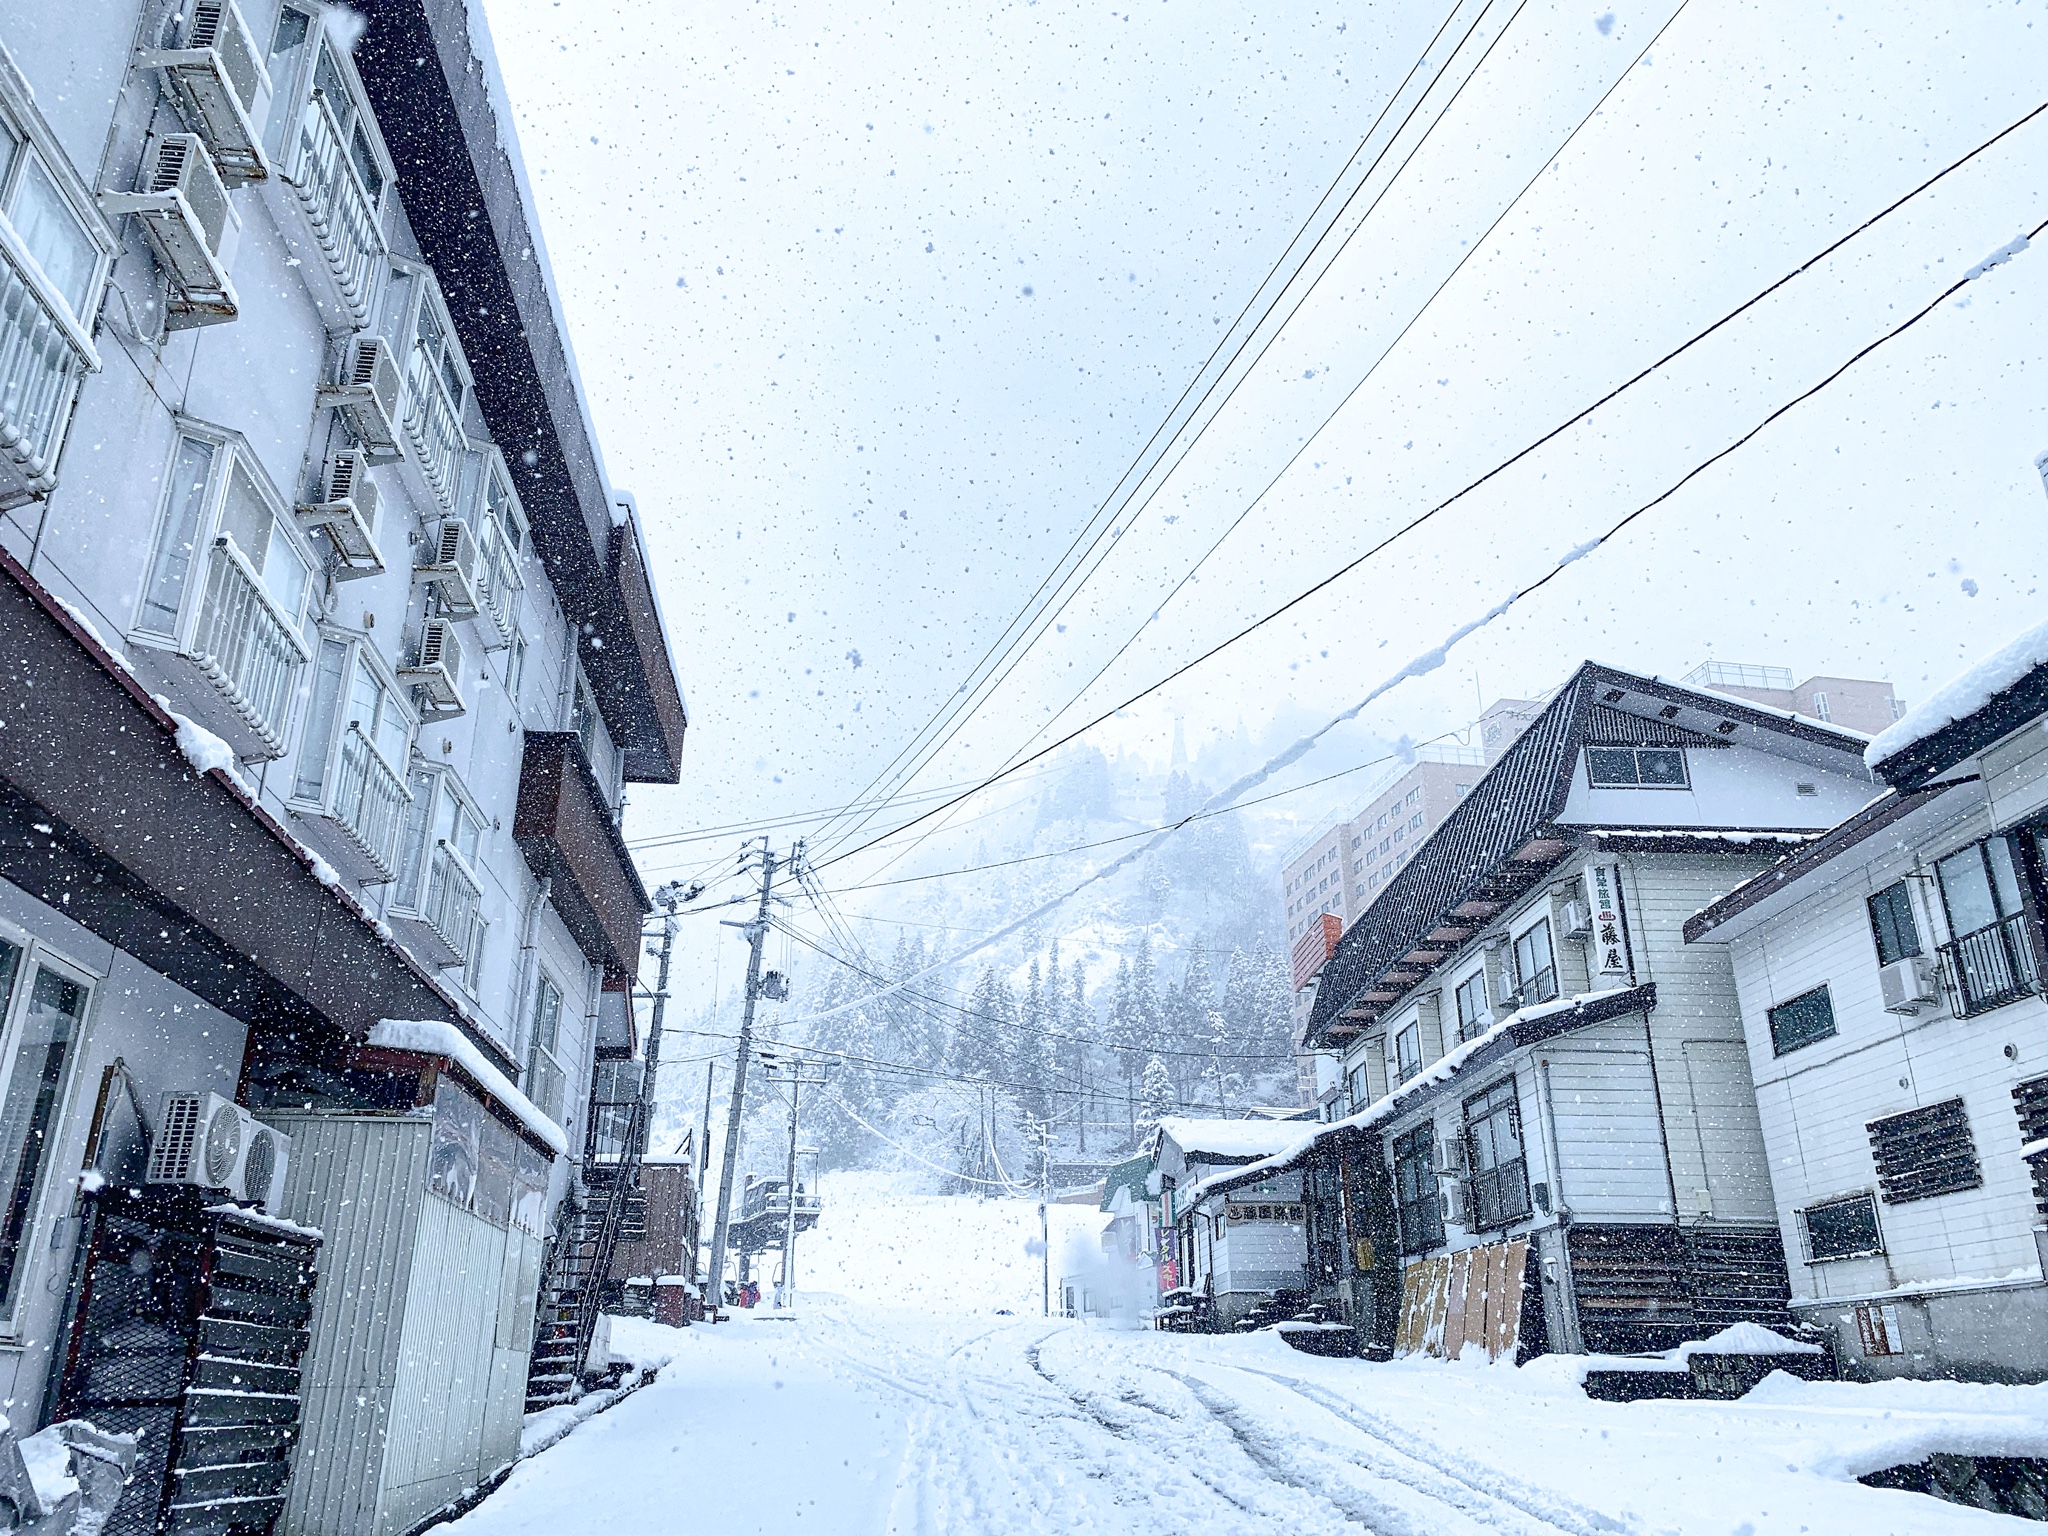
1394,1022,1420,1084
1454,973,1487,1042
1586,746,1689,789
294,636,349,800
1802,1193,1881,1260
138,437,217,636
527,974,565,1121
1392,1123,1442,1254
1463,1077,1530,1229
0,956,82,1311
393,768,436,909
1935,836,2039,1014
9,155,99,321
1767,985,1836,1056
1868,881,1922,967
1513,919,1557,1004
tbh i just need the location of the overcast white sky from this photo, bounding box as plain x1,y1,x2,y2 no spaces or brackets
480,0,2047,917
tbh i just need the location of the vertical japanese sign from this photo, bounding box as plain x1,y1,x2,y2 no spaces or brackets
1590,863,1629,979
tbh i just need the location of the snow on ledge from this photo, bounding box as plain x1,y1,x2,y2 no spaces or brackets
1867,614,2048,771
1673,1321,1822,1358
368,1019,567,1155
1184,987,1641,1207
207,1202,324,1241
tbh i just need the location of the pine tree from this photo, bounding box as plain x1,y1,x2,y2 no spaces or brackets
1138,1054,1176,1139
1067,954,1093,1153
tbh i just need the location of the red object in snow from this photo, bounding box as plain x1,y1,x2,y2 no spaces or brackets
1290,913,1343,991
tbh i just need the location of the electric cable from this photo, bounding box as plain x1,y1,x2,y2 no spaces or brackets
807,103,2048,877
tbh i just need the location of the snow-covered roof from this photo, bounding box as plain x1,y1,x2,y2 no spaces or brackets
368,1019,567,1155
1181,986,1650,1210
1867,614,2048,782
1154,1118,1307,1161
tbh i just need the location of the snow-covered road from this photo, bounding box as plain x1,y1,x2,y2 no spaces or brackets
449,1303,2048,1536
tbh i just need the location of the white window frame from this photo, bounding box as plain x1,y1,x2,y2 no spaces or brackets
525,969,567,1123
1512,917,1558,1005
389,762,487,967
0,920,100,1335
290,627,418,878
0,62,113,352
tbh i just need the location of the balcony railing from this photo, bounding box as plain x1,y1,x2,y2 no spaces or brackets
1939,912,2040,1018
187,538,309,757
421,840,482,965
329,723,410,880
476,520,523,646
284,90,382,328
402,348,464,515
0,235,93,504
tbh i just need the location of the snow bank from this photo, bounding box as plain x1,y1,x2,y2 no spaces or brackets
1674,1321,1823,1357
1867,614,2048,770
368,1020,567,1155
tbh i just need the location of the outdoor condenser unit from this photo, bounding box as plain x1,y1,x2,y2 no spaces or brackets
148,1091,291,1209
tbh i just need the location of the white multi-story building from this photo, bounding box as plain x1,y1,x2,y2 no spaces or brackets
1227,663,1879,1358
1687,623,2048,1382
0,3,687,1530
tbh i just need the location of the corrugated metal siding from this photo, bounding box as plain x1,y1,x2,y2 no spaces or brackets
271,1114,431,1536
380,1194,504,1532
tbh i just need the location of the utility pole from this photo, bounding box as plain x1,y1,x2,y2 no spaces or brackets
763,1054,832,1309
641,884,682,1149
706,842,776,1310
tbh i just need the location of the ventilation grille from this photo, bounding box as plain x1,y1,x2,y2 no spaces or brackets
325,451,358,503
148,139,190,194
187,2,225,48
1868,1097,1983,1205
349,337,383,387
148,1094,204,1182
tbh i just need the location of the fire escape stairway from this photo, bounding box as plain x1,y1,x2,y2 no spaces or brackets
526,1095,648,1411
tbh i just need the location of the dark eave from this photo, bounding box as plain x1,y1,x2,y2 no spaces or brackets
0,548,526,1073
1869,664,2048,793
354,0,688,784
1304,662,1870,1047
1682,780,1978,944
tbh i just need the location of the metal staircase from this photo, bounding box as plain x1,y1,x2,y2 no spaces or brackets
525,1094,647,1411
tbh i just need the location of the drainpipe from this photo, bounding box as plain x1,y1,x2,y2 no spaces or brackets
1534,1056,1585,1354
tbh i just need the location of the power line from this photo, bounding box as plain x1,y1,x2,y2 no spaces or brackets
807,102,2048,877
963,1,1693,788
805,0,1531,863
776,211,2046,1031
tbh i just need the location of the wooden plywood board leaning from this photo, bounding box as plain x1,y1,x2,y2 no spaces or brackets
1396,1238,1529,1362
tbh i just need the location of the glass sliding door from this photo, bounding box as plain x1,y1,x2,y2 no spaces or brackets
0,946,87,1314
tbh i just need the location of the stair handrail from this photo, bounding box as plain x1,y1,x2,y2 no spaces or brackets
562,1094,646,1387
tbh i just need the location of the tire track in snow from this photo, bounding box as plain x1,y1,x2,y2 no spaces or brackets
1229,1367,1628,1536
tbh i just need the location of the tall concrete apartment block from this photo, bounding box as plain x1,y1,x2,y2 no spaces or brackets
1684,661,1904,736
0,4,686,1532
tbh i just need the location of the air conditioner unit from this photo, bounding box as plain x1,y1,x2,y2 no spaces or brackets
100,134,240,326
1435,1137,1470,1177
318,336,404,459
138,0,273,186
147,1091,290,1209
1879,956,1940,1014
295,447,384,577
1442,1181,1473,1228
1559,897,1592,939
399,618,468,716
414,518,482,618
